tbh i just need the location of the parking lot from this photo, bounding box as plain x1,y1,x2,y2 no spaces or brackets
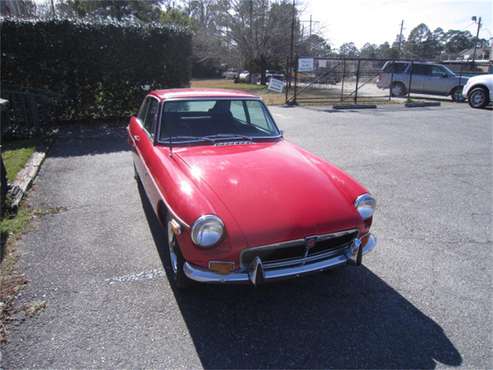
2,104,492,368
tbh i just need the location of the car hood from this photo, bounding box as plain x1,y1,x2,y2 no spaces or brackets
174,140,363,247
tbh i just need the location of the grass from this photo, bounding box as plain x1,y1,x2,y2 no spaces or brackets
192,79,286,105
2,139,36,183
0,207,32,235
191,79,400,106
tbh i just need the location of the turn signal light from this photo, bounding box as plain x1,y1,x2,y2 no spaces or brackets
360,233,370,247
208,261,235,274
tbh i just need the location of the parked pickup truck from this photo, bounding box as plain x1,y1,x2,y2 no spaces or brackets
376,61,469,101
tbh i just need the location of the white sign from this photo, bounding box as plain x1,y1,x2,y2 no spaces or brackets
267,78,284,93
298,58,314,72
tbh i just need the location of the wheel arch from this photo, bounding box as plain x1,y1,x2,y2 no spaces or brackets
467,84,489,97
449,85,464,96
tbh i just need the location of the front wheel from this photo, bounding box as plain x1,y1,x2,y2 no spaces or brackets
166,213,192,289
468,87,489,108
451,87,465,102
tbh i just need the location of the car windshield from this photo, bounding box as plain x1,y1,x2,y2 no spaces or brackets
158,99,280,144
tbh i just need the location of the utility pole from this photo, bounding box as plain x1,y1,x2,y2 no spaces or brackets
50,0,56,18
288,0,295,86
398,20,404,55
300,15,320,40
471,16,482,65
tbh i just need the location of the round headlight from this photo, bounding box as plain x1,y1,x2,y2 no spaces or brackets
355,193,376,220
191,215,224,248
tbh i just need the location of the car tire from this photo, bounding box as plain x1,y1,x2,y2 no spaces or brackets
166,213,192,289
451,86,465,102
468,87,489,109
390,82,406,97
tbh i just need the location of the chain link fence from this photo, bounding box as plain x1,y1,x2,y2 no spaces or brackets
286,57,491,105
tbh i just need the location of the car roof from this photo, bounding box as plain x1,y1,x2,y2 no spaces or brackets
149,88,260,101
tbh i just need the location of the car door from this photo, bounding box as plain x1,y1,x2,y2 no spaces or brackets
409,64,430,93
130,98,150,182
425,65,453,94
134,96,162,208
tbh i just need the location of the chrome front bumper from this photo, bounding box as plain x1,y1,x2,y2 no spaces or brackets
183,234,377,285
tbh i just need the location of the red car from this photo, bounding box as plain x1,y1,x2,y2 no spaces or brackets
128,88,376,288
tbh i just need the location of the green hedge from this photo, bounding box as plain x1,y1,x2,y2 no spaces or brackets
1,19,192,120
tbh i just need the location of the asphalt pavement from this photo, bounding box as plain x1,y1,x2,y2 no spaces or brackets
1,104,492,369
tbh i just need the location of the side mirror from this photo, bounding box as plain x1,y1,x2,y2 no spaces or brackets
441,73,448,78
279,130,284,137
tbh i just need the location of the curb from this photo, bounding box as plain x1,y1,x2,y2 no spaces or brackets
7,139,53,210
333,104,377,110
405,101,441,108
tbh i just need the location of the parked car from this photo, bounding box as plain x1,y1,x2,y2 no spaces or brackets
222,69,238,80
128,89,377,288
462,74,492,108
376,61,469,101
237,70,250,82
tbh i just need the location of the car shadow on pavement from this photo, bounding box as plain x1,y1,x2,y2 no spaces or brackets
48,125,130,157
138,182,462,370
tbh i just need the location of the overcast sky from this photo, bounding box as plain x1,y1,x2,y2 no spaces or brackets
301,0,493,49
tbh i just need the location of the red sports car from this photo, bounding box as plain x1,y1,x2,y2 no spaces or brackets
128,88,376,288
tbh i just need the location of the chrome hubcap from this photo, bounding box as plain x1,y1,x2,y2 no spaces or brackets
167,222,178,274
472,92,485,106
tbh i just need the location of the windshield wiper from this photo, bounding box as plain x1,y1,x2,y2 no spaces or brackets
162,135,216,144
204,133,254,142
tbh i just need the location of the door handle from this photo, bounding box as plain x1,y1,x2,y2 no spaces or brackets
133,135,141,142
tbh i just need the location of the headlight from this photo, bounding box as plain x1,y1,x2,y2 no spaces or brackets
355,194,376,220
191,215,224,248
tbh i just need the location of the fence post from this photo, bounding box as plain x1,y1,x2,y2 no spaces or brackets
458,62,464,102
389,59,395,101
354,59,361,103
340,58,346,102
0,99,9,219
293,54,298,105
284,56,290,105
407,61,414,101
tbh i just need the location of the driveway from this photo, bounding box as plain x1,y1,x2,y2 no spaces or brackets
2,104,492,369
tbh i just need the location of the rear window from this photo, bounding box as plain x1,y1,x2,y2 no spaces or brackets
383,62,408,73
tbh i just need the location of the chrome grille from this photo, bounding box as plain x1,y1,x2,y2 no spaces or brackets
240,229,358,270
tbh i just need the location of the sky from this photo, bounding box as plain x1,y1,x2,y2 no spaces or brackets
301,0,493,49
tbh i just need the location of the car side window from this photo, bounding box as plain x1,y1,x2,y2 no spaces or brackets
383,62,407,73
138,99,150,122
230,100,247,123
245,100,274,132
412,64,432,76
431,66,447,77
144,98,159,137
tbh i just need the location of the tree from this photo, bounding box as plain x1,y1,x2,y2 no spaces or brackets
226,0,299,82
442,30,474,55
360,43,378,58
339,42,359,57
0,0,36,18
56,0,165,22
404,23,435,58
298,34,331,58
378,42,400,59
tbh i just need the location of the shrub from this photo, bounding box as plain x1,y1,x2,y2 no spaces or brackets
1,19,192,121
